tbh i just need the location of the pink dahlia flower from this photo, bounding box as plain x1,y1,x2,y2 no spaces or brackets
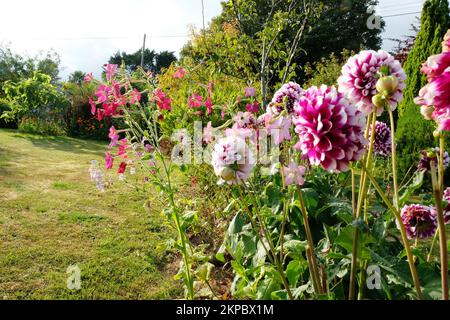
398,204,437,240
369,121,392,157
420,53,450,81
338,50,406,115
268,82,303,115
211,135,255,185
293,85,366,173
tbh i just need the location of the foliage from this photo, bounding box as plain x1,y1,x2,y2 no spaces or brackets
397,0,450,174
108,49,177,74
1,72,69,135
303,49,354,87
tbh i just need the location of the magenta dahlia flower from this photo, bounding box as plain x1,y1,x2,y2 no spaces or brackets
293,85,367,172
398,204,437,240
211,135,256,185
369,121,392,157
268,82,303,115
417,148,450,172
338,50,406,115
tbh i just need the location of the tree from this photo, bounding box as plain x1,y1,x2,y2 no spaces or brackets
396,0,450,174
68,70,86,85
181,0,383,99
108,49,177,74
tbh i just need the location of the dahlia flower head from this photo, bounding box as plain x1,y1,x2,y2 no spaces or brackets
443,187,450,224
211,135,256,185
293,85,367,173
369,121,392,157
398,204,437,240
268,82,303,115
338,50,406,116
443,29,450,53
417,147,450,172
415,50,450,131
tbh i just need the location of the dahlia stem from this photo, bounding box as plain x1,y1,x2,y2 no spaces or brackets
435,136,448,300
349,112,377,300
298,187,322,294
427,229,439,262
361,163,423,299
351,168,356,218
388,109,399,209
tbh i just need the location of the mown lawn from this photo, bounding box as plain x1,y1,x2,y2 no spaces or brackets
0,129,181,299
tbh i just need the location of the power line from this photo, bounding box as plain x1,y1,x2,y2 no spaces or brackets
382,11,421,18
379,0,424,10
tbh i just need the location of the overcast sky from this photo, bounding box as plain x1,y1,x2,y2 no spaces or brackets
0,0,426,80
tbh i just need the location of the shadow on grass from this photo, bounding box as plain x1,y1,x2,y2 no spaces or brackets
10,130,107,156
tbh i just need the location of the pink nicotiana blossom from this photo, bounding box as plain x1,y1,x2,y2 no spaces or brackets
118,139,128,158
189,93,203,108
89,97,96,115
266,115,292,145
84,73,93,83
173,67,187,79
105,152,114,170
293,85,367,173
108,126,119,148
338,50,406,115
397,204,437,240
152,88,171,111
246,101,260,113
211,135,255,185
268,82,303,115
205,96,213,115
105,64,118,81
244,87,256,97
282,162,306,186
203,121,215,145
130,88,141,104
89,160,106,192
118,162,127,174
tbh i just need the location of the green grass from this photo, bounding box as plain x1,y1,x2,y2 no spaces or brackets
0,129,181,299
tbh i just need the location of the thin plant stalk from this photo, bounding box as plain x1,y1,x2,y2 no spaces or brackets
388,109,400,209
297,188,322,294
349,111,377,300
361,163,423,299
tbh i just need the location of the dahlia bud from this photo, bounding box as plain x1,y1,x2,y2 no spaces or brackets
433,130,441,139
420,105,435,120
376,76,399,95
220,167,236,181
372,94,385,109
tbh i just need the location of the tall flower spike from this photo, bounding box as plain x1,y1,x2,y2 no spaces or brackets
398,204,438,240
338,50,406,116
293,85,367,173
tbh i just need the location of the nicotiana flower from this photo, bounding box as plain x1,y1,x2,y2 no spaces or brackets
245,87,256,97
233,111,256,129
293,85,366,172
89,160,106,192
417,147,450,172
282,162,306,186
246,101,260,113
443,187,450,224
189,93,203,108
105,152,114,170
398,204,437,240
108,126,119,148
369,121,392,156
266,115,292,145
173,67,186,79
105,64,118,81
152,88,172,111
211,135,255,185
338,50,406,115
84,73,93,83
203,121,215,145
268,82,303,115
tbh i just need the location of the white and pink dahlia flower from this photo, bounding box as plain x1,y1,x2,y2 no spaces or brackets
211,135,255,185
338,50,406,115
293,85,366,173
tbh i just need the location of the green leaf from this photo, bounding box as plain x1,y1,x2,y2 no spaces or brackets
399,170,424,205
286,260,304,287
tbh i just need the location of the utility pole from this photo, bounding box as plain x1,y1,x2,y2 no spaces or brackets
141,33,146,68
